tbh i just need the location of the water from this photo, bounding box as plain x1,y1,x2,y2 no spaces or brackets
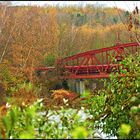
38,107,117,139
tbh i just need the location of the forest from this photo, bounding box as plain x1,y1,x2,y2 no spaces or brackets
0,2,140,139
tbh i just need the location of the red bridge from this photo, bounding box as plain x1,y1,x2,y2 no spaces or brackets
36,42,140,79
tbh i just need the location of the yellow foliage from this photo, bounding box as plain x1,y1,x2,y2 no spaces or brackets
51,89,79,105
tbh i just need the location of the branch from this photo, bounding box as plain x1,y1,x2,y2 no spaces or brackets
0,20,17,64
22,45,34,68
114,2,140,46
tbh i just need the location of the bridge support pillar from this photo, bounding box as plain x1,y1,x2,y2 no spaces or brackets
67,79,85,94
75,79,85,94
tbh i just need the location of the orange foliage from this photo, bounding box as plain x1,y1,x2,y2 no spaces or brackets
0,105,7,116
0,105,8,139
11,88,38,106
51,89,79,105
0,4,139,101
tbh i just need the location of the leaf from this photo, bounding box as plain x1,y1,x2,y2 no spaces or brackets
118,124,131,136
111,87,115,93
19,131,34,139
130,106,138,114
72,126,88,139
81,89,90,98
10,109,16,127
2,117,10,132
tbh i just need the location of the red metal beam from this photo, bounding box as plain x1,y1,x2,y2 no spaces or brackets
35,42,140,79
61,42,139,62
61,74,127,79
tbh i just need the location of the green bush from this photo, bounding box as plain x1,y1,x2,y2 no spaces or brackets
80,54,140,139
43,55,56,66
0,99,95,139
100,54,140,139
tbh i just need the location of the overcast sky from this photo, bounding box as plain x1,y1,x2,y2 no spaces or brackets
11,1,139,12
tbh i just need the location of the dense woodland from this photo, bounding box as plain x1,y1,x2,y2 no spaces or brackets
0,2,140,139
0,3,139,80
